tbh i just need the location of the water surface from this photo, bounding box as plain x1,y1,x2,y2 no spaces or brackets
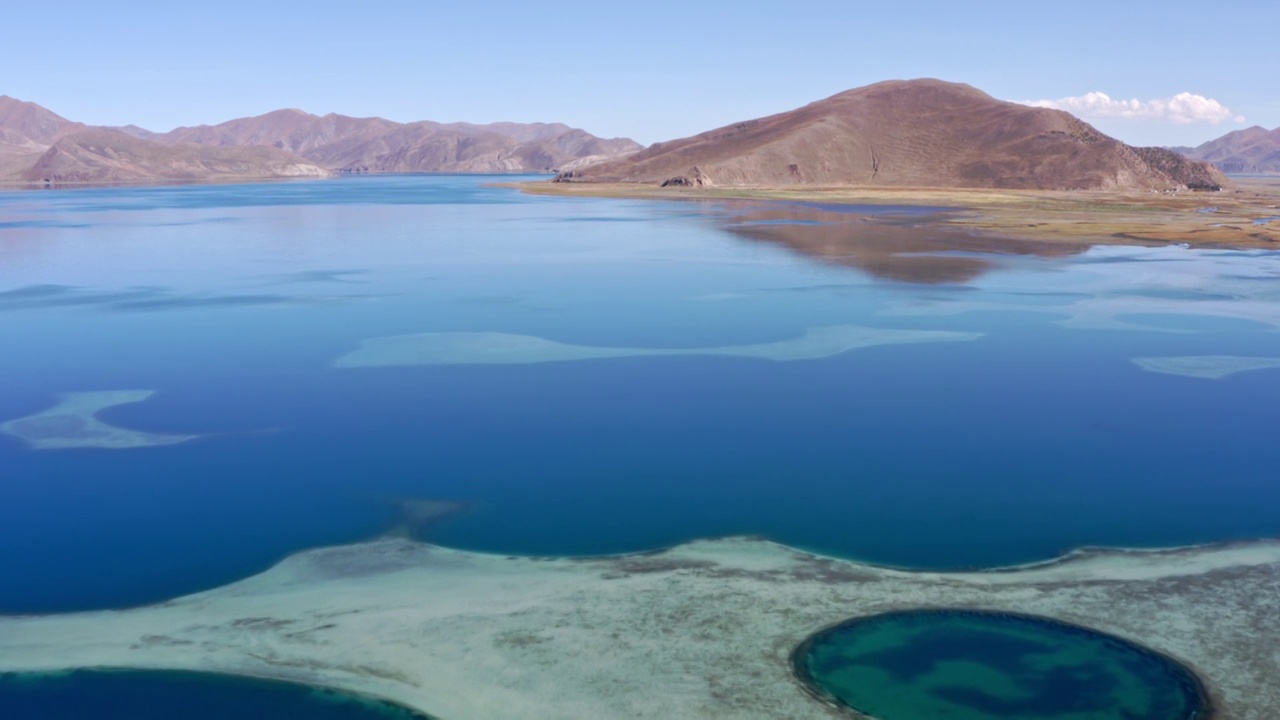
0,670,428,720
2,175,1279,613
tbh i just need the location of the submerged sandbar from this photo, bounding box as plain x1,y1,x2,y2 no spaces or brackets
333,325,982,368
1133,356,1280,379
0,537,1275,719
0,391,199,451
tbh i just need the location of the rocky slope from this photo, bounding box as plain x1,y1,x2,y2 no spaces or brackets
1175,126,1280,174
560,79,1225,191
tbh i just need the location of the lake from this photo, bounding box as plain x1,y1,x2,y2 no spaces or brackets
2,175,1279,614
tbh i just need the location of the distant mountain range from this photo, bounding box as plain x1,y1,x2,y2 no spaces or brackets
4,83,1239,189
0,96,642,184
559,79,1224,192
1172,126,1280,174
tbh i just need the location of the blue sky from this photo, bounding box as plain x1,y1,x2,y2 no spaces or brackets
6,1,1276,147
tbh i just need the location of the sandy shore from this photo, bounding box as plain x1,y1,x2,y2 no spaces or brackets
511,177,1280,249
0,537,1276,719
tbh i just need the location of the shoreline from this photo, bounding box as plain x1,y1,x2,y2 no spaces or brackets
0,534,1275,719
505,177,1280,249
0,171,556,191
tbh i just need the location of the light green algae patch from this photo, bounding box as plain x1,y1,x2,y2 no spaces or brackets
1132,356,1280,380
333,325,982,368
0,390,198,450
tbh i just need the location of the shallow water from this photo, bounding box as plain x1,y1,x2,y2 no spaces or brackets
799,610,1205,720
0,670,428,719
2,175,1279,613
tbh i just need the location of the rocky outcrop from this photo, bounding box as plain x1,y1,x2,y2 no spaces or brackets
1131,147,1224,190
660,166,714,187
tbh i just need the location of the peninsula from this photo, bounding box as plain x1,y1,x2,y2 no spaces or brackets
533,79,1280,249
0,537,1275,719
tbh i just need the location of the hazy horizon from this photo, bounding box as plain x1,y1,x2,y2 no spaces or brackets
5,1,1276,149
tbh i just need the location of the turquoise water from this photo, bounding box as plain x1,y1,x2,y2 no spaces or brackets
798,610,1206,720
0,670,429,719
1,175,1279,614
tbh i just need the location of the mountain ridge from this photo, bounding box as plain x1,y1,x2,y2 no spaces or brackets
1174,126,1280,174
0,96,642,184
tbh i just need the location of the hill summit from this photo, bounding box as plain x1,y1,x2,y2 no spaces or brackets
560,79,1224,192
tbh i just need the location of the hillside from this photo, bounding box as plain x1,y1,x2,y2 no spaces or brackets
560,79,1224,191
0,96,88,178
1176,126,1280,174
22,129,330,183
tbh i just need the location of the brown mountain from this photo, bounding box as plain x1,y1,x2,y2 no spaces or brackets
1176,126,1280,174
0,96,330,184
0,96,639,184
0,96,89,178
0,95,85,143
155,110,642,174
560,79,1224,191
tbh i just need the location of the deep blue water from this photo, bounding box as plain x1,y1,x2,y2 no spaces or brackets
1,175,1279,613
799,610,1204,720
0,670,428,719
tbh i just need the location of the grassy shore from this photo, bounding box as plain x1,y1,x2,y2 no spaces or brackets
510,177,1280,249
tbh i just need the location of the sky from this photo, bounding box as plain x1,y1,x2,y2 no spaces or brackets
5,0,1277,148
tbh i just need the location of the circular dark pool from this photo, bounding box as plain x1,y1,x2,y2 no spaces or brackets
795,609,1209,720
0,669,432,720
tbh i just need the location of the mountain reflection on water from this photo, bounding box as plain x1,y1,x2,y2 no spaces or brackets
724,203,1083,284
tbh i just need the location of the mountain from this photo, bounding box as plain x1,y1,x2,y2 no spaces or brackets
0,96,641,184
559,79,1224,191
1175,126,1280,174
0,97,330,184
0,96,89,178
0,95,85,144
23,129,330,183
155,110,642,174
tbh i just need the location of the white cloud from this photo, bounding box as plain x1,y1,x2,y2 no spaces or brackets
1016,92,1243,125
